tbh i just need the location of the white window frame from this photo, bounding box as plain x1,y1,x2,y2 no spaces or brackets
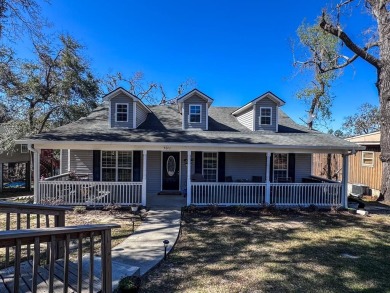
188,104,202,124
362,151,374,167
20,144,28,153
273,153,288,182
115,103,129,123
101,151,133,182
202,152,218,182
259,107,272,126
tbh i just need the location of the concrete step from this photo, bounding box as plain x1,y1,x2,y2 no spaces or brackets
82,256,140,289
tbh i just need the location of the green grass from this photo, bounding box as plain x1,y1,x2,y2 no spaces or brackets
141,208,390,293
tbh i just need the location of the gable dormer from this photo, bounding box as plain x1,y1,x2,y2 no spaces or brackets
104,87,151,129
232,92,285,132
177,89,213,130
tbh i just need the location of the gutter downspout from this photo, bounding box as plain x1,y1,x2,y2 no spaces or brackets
28,144,40,204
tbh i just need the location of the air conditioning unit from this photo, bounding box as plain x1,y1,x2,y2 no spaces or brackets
350,184,369,198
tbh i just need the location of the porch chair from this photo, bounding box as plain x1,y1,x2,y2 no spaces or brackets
275,177,292,183
252,176,262,182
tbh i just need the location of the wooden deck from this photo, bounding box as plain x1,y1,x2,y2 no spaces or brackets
0,259,101,292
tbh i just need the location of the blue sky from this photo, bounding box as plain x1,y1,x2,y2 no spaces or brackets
36,0,379,131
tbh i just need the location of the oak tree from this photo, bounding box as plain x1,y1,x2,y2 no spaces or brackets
318,0,389,201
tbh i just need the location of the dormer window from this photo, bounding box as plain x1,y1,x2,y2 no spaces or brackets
116,103,128,122
260,107,272,125
189,104,202,123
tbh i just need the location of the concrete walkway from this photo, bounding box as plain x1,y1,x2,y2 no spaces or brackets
108,195,185,287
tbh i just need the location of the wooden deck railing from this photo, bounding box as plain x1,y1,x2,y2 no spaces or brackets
39,181,143,206
0,224,119,292
191,182,343,207
0,202,73,267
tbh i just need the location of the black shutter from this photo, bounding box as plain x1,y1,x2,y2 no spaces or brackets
270,153,274,182
288,153,296,183
195,152,202,174
133,151,141,181
218,152,225,182
93,150,101,181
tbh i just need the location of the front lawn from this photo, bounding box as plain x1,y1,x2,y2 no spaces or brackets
141,208,390,292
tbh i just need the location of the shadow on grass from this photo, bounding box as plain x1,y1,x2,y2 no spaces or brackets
141,210,390,293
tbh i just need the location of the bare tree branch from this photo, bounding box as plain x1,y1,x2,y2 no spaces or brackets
320,11,380,69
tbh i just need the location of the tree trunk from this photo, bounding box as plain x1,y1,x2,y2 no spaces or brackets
378,8,390,202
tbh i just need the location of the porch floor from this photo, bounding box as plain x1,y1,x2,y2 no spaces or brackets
147,194,186,208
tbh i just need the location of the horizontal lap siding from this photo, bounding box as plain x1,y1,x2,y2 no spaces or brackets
147,151,161,195
110,94,134,128
69,150,93,174
136,103,148,127
254,97,277,131
295,154,312,182
183,95,207,130
61,150,68,173
225,153,266,182
236,107,253,130
0,147,30,163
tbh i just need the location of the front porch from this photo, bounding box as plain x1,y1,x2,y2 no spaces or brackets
34,149,349,208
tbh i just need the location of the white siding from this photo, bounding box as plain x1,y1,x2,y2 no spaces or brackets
136,103,148,127
225,153,266,182
236,107,254,130
295,153,312,182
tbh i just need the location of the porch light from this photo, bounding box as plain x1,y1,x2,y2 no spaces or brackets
163,240,169,260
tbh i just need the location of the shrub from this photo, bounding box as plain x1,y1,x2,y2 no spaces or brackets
117,276,141,293
73,206,87,214
233,205,247,215
207,204,221,216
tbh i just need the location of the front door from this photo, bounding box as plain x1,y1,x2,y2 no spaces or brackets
162,152,180,190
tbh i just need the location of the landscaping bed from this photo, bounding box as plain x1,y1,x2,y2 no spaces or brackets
141,207,390,292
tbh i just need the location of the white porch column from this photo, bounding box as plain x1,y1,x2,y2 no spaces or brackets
142,150,147,206
187,151,192,206
342,154,349,208
265,152,271,205
67,149,71,172
34,150,41,204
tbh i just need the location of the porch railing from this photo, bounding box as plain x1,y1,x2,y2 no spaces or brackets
39,181,142,206
191,182,343,207
191,183,266,205
270,183,342,206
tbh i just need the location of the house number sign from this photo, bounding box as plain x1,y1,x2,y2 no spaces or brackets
167,156,176,176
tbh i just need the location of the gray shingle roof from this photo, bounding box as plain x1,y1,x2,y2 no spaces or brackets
23,104,360,150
